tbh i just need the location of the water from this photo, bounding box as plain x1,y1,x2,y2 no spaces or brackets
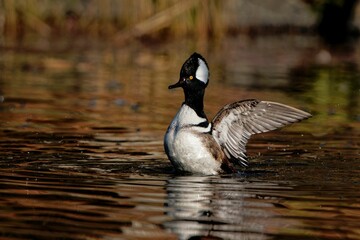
0,36,359,240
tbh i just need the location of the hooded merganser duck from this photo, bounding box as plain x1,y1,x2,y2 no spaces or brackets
164,52,311,175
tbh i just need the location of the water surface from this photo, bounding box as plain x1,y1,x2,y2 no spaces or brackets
0,36,359,239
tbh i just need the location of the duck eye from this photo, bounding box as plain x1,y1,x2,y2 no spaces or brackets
189,75,194,80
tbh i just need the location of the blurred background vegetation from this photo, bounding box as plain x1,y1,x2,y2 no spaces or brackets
0,0,358,45
0,0,359,135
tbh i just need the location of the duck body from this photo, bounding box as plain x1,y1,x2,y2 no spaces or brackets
164,104,225,175
164,53,311,175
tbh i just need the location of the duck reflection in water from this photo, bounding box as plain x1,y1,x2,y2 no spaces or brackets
163,175,286,240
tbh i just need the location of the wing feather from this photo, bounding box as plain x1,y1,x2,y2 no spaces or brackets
211,99,311,166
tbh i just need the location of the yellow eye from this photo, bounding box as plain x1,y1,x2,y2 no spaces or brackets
189,75,193,80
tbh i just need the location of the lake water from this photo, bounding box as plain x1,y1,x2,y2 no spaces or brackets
0,35,359,240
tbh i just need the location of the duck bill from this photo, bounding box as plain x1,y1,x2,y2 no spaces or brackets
168,78,185,89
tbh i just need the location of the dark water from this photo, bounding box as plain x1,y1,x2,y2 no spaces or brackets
0,36,359,240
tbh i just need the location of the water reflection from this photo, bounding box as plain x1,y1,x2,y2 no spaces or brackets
0,35,359,240
1,165,359,240
164,175,360,240
165,176,273,240
289,45,360,134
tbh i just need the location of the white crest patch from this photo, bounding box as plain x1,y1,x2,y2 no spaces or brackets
195,58,208,84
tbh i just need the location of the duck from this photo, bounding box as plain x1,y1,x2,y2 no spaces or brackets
164,52,311,175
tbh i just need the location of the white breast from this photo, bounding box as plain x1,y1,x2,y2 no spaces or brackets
164,104,222,175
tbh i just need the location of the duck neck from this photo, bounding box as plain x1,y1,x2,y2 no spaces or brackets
184,88,207,119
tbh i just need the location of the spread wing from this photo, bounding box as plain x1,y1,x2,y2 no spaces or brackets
211,99,312,166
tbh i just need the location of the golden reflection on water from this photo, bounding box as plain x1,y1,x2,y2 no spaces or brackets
0,36,359,239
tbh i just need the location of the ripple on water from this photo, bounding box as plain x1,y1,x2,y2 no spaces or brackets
1,36,360,239
0,123,359,239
